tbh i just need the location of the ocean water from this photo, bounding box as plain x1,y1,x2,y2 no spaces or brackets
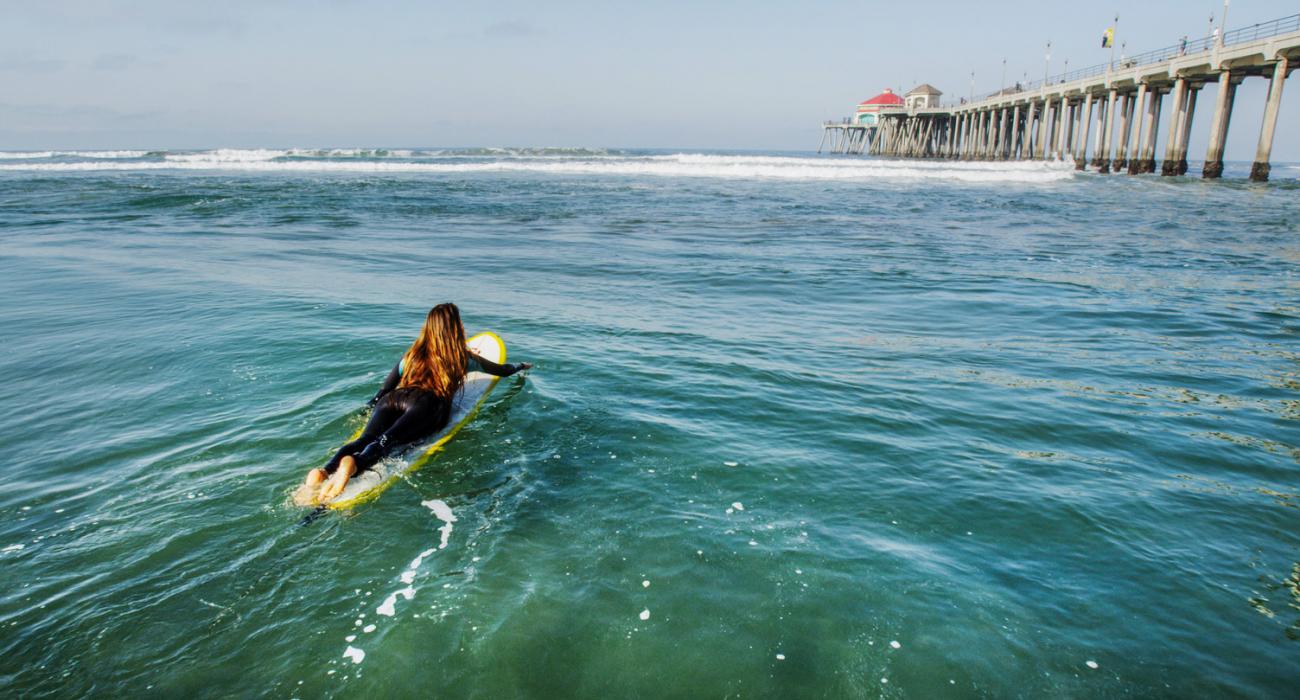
0,148,1297,698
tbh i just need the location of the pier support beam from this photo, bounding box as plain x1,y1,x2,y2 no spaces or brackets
979,110,991,159
996,108,1009,159
1076,93,1094,170
1054,96,1068,160
1131,88,1151,174
965,113,976,158
1021,102,1035,159
1114,89,1138,172
955,114,966,158
1010,104,1022,159
1203,70,1237,178
1250,57,1289,182
1130,84,1160,174
1068,101,1081,161
1042,100,1054,158
1035,99,1050,160
983,110,994,159
1006,106,1015,158
1145,89,1165,173
1174,85,1199,175
967,113,978,159
986,109,994,159
990,109,1002,159
983,109,994,159
970,112,978,158
1066,98,1077,160
1096,88,1118,172
1161,78,1188,176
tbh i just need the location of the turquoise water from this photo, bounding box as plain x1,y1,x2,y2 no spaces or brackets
1,149,1297,697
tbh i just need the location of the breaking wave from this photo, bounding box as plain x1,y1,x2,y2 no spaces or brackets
0,149,1076,183
0,150,151,160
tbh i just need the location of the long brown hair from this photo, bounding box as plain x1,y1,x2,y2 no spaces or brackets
398,303,468,399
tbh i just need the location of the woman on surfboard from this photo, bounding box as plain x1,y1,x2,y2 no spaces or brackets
296,303,530,504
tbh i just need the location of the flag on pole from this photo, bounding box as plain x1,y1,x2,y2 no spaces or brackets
1101,27,1114,48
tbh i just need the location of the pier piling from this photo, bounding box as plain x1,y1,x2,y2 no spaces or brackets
1010,104,1023,159
1161,78,1187,176
1203,70,1237,178
1096,88,1118,172
1123,84,1148,173
1076,94,1094,170
1251,57,1289,182
1034,101,1049,160
1174,84,1199,175
1054,96,1069,160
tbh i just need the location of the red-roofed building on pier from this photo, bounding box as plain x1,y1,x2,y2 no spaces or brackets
854,88,906,126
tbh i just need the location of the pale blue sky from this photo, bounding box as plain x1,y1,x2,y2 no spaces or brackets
1,0,1296,159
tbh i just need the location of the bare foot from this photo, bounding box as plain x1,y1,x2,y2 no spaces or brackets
292,468,327,506
319,457,356,502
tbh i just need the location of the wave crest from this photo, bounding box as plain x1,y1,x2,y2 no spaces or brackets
0,150,150,160
0,150,1077,183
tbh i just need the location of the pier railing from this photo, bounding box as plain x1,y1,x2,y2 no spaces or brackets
1225,13,1300,44
973,13,1300,102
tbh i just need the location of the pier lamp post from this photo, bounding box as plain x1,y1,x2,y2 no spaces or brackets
1220,0,1230,47
1044,41,1051,88
1001,58,1007,92
969,71,975,102
1109,15,1119,71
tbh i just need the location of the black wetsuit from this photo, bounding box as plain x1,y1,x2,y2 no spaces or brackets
323,353,517,476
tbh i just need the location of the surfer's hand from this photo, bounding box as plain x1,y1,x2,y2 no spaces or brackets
514,362,532,374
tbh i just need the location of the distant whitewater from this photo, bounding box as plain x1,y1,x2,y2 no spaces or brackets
0,148,1077,183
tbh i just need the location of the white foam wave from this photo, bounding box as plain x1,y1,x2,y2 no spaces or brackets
281,148,419,158
0,150,149,159
283,146,615,159
0,152,1075,183
163,148,289,163
0,151,56,159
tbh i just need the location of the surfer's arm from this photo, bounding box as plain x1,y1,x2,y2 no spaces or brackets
368,362,402,406
469,351,531,377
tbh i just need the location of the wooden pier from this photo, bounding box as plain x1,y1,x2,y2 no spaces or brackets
823,14,1300,181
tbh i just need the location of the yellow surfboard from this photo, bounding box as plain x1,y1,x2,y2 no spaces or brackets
324,331,507,510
